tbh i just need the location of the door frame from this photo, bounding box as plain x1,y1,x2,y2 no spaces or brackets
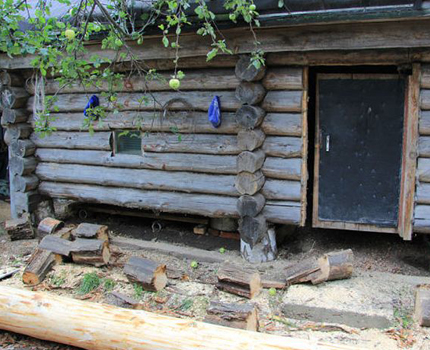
312,71,419,235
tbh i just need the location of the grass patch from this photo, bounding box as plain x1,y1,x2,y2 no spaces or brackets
78,272,101,294
103,278,115,291
133,283,143,299
50,273,66,287
180,298,193,311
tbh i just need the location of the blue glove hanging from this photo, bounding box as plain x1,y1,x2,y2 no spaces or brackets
84,95,100,117
208,96,221,128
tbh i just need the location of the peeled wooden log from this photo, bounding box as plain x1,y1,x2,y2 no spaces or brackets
262,179,301,201
414,285,430,327
12,174,39,192
74,223,109,241
39,235,73,260
31,131,112,151
1,108,28,125
262,67,303,90
312,250,354,285
235,171,265,196
70,238,110,267
124,256,167,292
262,136,302,158
239,214,267,247
263,200,301,225
217,263,262,299
237,150,265,173
4,214,34,241
241,227,277,264
0,286,362,350
22,249,56,285
235,105,266,129
235,56,266,82
261,113,302,137
37,217,64,238
1,87,29,109
237,194,265,217
262,157,302,181
262,91,302,113
237,129,265,151
9,156,37,176
235,82,266,105
204,301,258,331
10,139,36,157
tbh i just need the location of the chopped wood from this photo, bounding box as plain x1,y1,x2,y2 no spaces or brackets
204,301,258,331
9,156,37,176
261,277,286,290
37,217,64,239
4,214,34,241
108,291,143,310
22,249,55,285
239,215,267,247
12,174,39,192
208,228,220,236
219,231,240,240
237,194,265,217
285,258,321,285
38,235,73,261
53,225,75,240
10,139,35,157
73,223,109,241
235,171,265,195
193,225,207,235
312,250,354,285
237,129,266,151
235,82,266,105
70,238,110,267
235,55,266,82
235,105,266,129
123,256,167,292
237,150,265,173
217,263,261,299
1,108,28,125
414,285,430,327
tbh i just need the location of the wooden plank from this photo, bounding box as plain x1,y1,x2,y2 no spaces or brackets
418,137,430,157
262,155,301,180
262,136,302,158
261,179,302,201
38,182,239,218
262,91,302,112
414,205,430,233
261,113,302,137
300,67,309,227
35,149,237,174
31,132,112,150
263,200,301,225
262,67,303,90
36,163,238,196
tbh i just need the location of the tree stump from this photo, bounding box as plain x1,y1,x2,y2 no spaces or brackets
235,56,266,82
124,256,167,292
217,263,261,299
70,238,110,267
22,249,56,285
204,301,258,331
4,214,34,241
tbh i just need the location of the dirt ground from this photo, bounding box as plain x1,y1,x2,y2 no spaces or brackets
1,201,430,350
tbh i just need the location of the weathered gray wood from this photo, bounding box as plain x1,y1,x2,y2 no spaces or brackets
74,223,109,241
418,158,430,182
237,129,265,151
262,68,303,90
142,134,240,155
39,235,72,257
28,91,241,113
235,56,266,82
1,87,28,109
70,238,110,267
4,213,34,241
39,182,239,218
262,157,302,181
237,194,265,217
12,174,39,192
217,263,262,299
239,214,267,248
235,106,266,130
31,132,112,150
1,109,28,125
235,171,265,196
204,301,258,331
35,149,237,175
312,250,354,285
262,91,302,113
414,286,430,327
14,191,40,215
262,179,302,201
262,136,302,158
422,66,430,89
9,156,37,176
414,205,430,233
261,113,302,137
263,200,301,225
36,163,238,196
10,139,36,157
0,72,25,88
108,291,142,310
241,227,277,263
422,90,430,110
235,82,266,105
124,256,167,292
237,150,265,173
416,182,430,204
4,124,32,144
37,218,64,239
420,111,430,136
285,258,321,285
22,249,55,285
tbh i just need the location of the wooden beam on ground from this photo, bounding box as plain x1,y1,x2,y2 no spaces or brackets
0,286,362,350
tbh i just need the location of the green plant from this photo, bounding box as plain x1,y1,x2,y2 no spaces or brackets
133,283,143,299
78,272,101,294
394,307,413,329
50,273,66,287
190,261,198,269
180,298,193,311
103,278,115,291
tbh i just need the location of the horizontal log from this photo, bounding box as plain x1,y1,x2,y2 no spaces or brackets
74,223,108,241
262,157,302,180
35,149,237,174
419,137,430,157
261,113,302,137
262,67,303,90
12,175,39,192
204,301,258,331
31,132,112,150
421,90,430,111
262,91,302,113
420,111,430,136
262,136,302,158
10,139,36,157
70,238,110,267
1,109,28,125
421,66,430,89
417,158,430,182
9,156,37,176
1,87,29,109
0,72,25,88
124,256,167,292
261,179,302,201
414,205,430,233
39,182,239,218
142,134,240,155
263,200,301,225
416,182,430,204
36,163,238,196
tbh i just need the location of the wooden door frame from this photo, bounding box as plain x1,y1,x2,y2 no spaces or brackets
312,71,419,235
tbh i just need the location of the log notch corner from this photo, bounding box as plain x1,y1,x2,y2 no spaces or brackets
234,56,276,263
0,71,39,219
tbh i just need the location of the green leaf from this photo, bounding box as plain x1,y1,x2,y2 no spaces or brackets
206,48,218,61
162,36,169,47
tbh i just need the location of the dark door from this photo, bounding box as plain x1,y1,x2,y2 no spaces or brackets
313,74,406,230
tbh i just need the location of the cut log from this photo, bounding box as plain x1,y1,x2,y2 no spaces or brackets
39,235,73,259
73,223,109,241
217,263,262,299
262,67,303,90
0,285,362,350
235,105,266,129
235,56,266,82
204,301,258,331
12,174,39,192
107,291,143,310
262,157,302,181
414,285,430,327
1,108,28,125
262,136,302,158
4,123,32,145
37,217,64,238
123,256,167,292
1,87,29,109
4,214,34,240
193,225,207,235
262,179,302,201
311,250,354,285
237,129,265,151
263,200,301,225
239,214,267,247
241,227,277,264
261,113,302,137
237,150,265,173
262,91,302,113
14,191,40,215
285,258,321,285
237,194,266,217
22,249,56,285
235,171,265,196
10,139,36,157
235,82,266,105
0,72,25,88
31,131,112,151
70,238,110,267
9,156,37,176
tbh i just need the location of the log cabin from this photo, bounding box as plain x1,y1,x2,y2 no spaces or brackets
1,0,430,263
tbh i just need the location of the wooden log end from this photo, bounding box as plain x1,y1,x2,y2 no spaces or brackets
124,256,167,292
235,56,266,82
37,217,64,237
22,249,56,285
205,301,258,331
414,285,430,327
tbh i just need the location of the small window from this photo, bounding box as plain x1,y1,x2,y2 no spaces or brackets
114,131,142,155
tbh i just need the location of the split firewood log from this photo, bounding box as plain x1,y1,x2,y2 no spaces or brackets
123,257,167,292
37,217,64,240
414,285,430,327
217,263,261,299
4,214,34,241
39,235,73,263
70,238,110,267
73,223,109,241
311,249,354,285
22,249,56,285
285,258,321,285
204,301,258,331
